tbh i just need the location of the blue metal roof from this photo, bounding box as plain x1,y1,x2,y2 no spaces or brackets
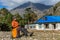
35,16,60,23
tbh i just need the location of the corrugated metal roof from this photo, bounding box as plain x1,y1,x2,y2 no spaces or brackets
35,16,60,23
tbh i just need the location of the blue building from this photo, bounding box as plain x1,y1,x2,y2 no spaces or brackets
25,16,60,30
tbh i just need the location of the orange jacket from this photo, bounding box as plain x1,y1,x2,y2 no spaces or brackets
12,20,19,28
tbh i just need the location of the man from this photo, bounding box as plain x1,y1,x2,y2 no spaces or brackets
20,25,33,37
11,18,20,38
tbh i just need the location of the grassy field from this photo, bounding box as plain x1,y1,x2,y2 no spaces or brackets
0,30,60,40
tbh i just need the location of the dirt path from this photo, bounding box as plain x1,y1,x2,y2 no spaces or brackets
0,30,60,40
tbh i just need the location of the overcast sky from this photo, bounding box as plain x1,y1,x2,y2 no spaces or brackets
0,0,60,10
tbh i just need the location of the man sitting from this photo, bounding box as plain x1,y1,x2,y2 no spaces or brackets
20,25,33,37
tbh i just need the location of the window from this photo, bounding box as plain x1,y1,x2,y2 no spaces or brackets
41,17,47,20
30,26,32,28
30,26,36,29
39,25,41,28
33,26,36,28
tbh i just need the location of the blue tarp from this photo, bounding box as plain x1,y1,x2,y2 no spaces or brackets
35,16,60,23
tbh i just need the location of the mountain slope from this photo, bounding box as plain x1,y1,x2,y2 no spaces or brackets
44,2,60,16
10,2,52,17
11,2,52,11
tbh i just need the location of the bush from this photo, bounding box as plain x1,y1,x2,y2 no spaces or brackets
0,23,11,31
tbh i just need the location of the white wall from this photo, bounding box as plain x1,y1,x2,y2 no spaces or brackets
25,24,43,30
25,23,60,30
48,24,54,30
40,24,45,30
36,24,39,30
56,23,60,30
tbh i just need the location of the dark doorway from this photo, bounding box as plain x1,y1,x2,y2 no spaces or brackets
53,24,56,29
45,24,49,29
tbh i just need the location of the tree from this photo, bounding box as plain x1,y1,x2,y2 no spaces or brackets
24,8,37,24
0,8,10,15
14,13,22,22
0,8,13,30
13,13,23,26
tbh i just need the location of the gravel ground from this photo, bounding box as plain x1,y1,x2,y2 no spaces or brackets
0,30,60,40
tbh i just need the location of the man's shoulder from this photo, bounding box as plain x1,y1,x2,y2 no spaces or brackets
12,21,15,23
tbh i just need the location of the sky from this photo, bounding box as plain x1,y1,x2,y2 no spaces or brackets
0,0,60,10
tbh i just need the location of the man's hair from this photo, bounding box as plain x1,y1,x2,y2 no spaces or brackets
12,16,16,20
